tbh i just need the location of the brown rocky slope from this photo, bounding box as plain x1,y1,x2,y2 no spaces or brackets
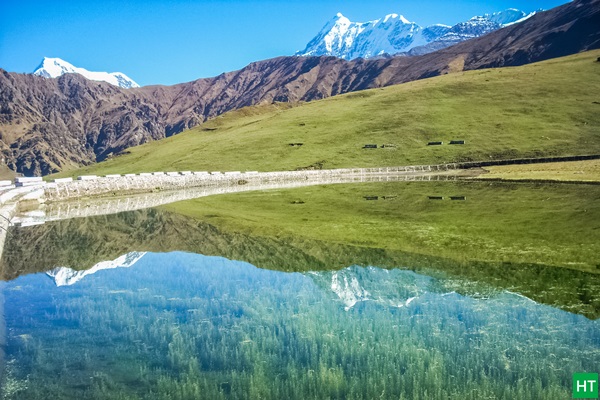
0,0,598,176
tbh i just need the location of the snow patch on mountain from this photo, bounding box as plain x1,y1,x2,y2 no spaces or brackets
33,57,139,88
46,251,146,286
485,8,537,26
297,8,538,60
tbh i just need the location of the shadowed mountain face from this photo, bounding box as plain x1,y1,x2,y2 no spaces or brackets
0,0,598,176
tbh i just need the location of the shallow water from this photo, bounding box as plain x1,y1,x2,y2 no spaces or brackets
1,251,598,399
1,180,599,399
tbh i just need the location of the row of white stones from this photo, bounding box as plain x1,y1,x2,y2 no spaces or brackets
9,165,457,187
9,171,263,187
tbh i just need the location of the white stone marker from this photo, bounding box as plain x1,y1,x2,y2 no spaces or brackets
77,175,98,181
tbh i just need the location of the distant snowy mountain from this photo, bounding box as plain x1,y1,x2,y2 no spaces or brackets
485,8,535,26
33,57,139,88
298,12,430,60
297,8,537,60
46,252,146,286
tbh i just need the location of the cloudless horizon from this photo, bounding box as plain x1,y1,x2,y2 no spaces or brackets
0,0,570,86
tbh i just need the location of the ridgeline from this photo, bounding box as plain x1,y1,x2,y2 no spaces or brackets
55,51,600,178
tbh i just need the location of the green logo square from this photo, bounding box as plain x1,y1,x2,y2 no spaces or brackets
573,373,599,399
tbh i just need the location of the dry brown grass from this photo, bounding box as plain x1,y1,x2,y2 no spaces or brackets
480,159,600,182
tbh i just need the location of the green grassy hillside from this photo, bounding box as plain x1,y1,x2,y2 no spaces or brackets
56,50,600,177
162,180,600,274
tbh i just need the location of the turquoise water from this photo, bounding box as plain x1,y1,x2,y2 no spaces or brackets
1,251,598,399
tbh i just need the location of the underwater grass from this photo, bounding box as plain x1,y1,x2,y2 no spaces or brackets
2,255,597,399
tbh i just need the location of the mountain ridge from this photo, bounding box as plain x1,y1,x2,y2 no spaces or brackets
0,0,598,176
296,8,537,59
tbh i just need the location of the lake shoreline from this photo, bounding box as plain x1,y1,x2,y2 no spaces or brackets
474,159,600,183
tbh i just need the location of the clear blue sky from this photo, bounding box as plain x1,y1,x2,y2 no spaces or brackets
0,0,569,86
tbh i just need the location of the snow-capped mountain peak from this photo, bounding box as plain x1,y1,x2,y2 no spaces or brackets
398,15,411,24
297,8,539,60
383,13,398,23
33,57,139,89
298,11,426,59
379,13,410,24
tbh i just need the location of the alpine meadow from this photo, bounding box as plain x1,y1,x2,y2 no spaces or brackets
55,51,600,177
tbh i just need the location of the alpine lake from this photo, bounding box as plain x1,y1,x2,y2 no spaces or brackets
0,179,598,399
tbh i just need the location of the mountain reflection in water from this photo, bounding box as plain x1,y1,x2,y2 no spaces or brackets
1,206,599,319
1,251,598,400
46,252,147,286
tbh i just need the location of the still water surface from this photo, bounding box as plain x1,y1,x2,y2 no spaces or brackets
1,250,598,399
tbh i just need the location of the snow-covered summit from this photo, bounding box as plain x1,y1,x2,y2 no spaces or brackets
298,12,425,60
297,8,538,60
33,57,139,89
